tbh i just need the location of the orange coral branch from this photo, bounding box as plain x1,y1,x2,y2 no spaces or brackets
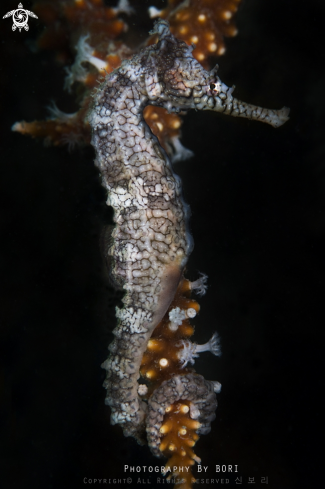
33,0,127,60
139,278,208,488
151,0,242,68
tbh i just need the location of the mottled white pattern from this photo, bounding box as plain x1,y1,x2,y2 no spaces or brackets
89,19,289,444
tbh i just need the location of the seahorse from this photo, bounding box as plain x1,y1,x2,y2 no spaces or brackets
88,18,288,483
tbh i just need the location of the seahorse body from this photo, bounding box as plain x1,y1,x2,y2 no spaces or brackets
88,20,289,443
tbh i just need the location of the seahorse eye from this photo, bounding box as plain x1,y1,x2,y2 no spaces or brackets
210,83,216,90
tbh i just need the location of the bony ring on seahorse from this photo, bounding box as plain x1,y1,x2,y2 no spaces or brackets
2,3,38,32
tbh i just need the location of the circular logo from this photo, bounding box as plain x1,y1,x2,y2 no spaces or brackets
12,8,28,31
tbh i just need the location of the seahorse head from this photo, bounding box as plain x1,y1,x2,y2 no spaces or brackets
144,20,231,114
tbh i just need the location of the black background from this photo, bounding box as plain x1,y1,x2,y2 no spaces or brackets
1,1,324,488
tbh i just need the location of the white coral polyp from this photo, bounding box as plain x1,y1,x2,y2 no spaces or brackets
177,340,198,367
177,332,221,367
169,307,186,326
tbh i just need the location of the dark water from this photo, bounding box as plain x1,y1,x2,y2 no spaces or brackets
1,1,324,488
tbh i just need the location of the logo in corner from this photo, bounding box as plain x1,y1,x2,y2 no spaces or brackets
3,3,38,32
